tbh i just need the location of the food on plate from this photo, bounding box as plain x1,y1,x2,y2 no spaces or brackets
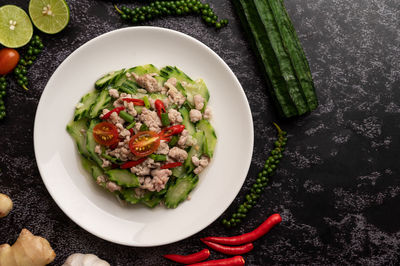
233,0,318,118
0,48,20,75
163,249,210,264
67,64,217,208
0,5,33,48
63,253,110,266
0,228,56,266
0,193,13,218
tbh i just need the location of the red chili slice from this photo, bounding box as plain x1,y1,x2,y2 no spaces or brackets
201,240,253,255
159,125,185,140
120,158,147,169
122,98,145,106
163,249,210,264
102,106,125,119
161,162,183,169
155,99,166,118
186,256,245,266
201,213,282,245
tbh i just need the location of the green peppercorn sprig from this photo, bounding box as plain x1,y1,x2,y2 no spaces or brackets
115,0,228,29
13,35,44,91
222,123,287,228
0,76,7,120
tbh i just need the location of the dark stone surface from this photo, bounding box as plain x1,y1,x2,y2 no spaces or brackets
1,0,399,265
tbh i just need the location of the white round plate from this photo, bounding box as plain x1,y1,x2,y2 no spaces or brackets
34,27,253,246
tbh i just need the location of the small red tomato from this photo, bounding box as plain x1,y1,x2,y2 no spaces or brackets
0,48,20,75
93,122,119,146
129,131,160,157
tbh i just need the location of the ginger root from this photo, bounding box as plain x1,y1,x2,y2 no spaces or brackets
0,228,56,266
63,253,110,266
0,193,13,218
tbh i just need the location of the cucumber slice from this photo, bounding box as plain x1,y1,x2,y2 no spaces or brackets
89,89,111,118
106,169,139,188
184,131,205,173
131,64,160,75
95,69,125,90
74,90,99,121
149,93,167,100
160,66,194,84
164,175,199,209
86,119,103,167
179,106,196,136
172,165,186,178
80,156,104,183
183,79,210,106
196,120,217,158
117,79,139,94
141,189,167,208
66,118,90,159
119,189,141,204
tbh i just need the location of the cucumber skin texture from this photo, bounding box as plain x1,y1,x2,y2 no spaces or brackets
89,89,111,118
106,169,139,188
270,0,318,111
74,90,99,121
86,119,103,167
164,175,199,209
66,119,91,159
80,156,105,185
196,119,217,158
253,0,308,114
184,131,205,173
233,0,298,117
95,69,125,90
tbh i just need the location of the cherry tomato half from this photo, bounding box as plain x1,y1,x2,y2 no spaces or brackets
0,48,20,75
129,131,160,157
93,122,119,146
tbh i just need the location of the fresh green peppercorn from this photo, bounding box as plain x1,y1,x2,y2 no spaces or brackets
222,123,287,228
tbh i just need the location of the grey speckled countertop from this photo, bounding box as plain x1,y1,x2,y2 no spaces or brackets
1,0,400,265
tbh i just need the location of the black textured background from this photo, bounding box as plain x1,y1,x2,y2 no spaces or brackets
1,0,400,265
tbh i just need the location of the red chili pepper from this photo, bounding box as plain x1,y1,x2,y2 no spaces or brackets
161,162,183,169
187,255,245,266
120,158,147,169
159,124,185,140
201,240,253,255
122,98,145,106
202,213,282,245
155,99,166,118
163,249,210,264
129,128,134,135
102,106,125,119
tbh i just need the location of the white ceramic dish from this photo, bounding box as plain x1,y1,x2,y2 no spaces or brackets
34,27,253,247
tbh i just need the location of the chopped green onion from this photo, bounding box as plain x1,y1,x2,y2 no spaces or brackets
143,96,150,109
119,110,134,123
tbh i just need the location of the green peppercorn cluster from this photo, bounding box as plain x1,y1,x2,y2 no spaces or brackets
222,123,287,228
0,77,7,120
116,0,228,29
14,35,44,90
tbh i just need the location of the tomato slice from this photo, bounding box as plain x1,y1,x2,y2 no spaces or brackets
93,122,119,146
129,131,160,157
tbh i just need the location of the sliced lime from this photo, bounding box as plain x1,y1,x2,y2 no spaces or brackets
29,0,70,34
0,5,33,48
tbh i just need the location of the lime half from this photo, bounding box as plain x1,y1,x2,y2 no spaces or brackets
0,5,33,48
29,0,70,34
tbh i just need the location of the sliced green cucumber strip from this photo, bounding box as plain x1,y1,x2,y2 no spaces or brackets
165,175,199,209
106,169,139,188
